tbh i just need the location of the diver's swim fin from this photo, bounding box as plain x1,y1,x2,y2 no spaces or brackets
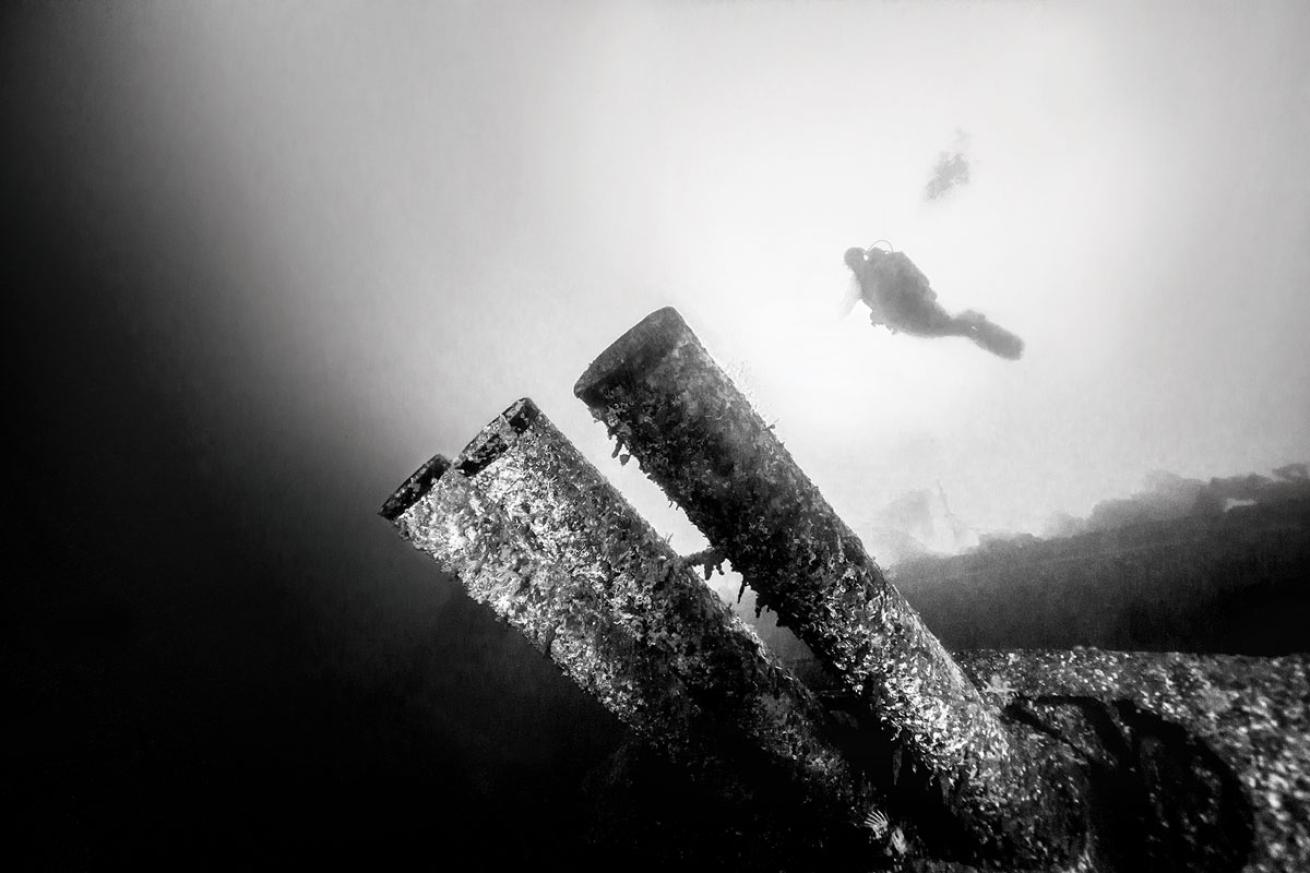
961,313,1024,360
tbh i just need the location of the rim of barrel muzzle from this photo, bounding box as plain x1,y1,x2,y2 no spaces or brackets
455,397,542,477
573,307,695,405
378,453,452,520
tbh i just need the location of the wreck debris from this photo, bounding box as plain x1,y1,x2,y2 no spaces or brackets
378,306,1308,871
958,649,1307,873
574,307,1085,866
382,399,878,856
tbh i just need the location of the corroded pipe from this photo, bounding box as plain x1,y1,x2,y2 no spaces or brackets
574,308,1086,865
382,399,876,845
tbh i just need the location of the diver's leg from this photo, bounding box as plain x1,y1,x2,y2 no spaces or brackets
911,303,970,337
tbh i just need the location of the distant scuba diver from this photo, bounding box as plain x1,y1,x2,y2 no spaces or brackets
842,242,1025,360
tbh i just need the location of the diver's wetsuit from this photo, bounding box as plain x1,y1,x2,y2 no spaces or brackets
846,247,1024,360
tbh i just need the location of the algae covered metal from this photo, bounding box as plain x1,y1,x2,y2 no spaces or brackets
380,305,1307,872
574,307,1086,867
384,398,880,861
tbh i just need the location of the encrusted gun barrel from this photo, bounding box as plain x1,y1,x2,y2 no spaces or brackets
574,308,1086,865
382,398,876,848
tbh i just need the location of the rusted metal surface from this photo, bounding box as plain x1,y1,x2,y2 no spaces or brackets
382,399,880,862
574,307,1086,866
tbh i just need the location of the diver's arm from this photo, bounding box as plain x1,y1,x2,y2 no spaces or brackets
838,275,863,318
865,286,890,327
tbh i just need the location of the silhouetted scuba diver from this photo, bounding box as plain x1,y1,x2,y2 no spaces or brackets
842,242,1024,360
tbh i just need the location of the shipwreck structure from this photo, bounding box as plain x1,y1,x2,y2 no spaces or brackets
382,308,1308,872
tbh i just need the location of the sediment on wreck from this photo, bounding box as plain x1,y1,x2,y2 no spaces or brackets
574,307,1087,867
381,399,879,865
